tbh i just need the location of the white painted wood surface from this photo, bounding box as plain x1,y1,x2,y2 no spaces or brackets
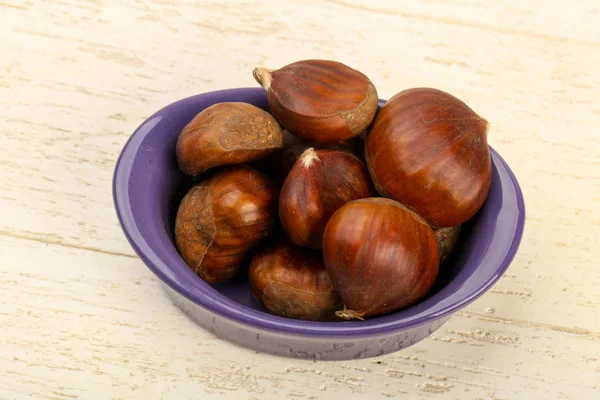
1,0,599,398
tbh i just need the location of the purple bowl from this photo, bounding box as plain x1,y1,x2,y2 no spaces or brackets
113,87,525,360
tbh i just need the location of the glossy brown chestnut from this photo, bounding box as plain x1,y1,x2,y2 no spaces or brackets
365,88,492,227
253,59,378,143
322,198,440,320
249,239,343,321
176,102,283,176
434,225,462,264
279,148,376,249
175,165,277,283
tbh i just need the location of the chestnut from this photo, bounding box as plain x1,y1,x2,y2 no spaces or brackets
322,198,439,320
249,239,342,321
253,59,378,143
365,88,491,227
279,148,376,249
175,165,277,283
434,225,461,264
176,102,283,176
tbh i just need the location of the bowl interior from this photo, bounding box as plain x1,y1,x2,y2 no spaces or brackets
114,87,525,337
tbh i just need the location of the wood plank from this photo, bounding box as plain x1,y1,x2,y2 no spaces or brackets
1,0,599,398
0,235,598,399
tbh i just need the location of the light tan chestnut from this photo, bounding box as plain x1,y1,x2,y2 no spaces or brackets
176,102,283,176
253,59,378,143
279,148,375,249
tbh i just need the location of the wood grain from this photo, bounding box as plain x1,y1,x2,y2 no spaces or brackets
1,235,598,399
1,0,599,399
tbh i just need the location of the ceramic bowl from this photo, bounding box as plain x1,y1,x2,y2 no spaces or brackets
113,87,525,360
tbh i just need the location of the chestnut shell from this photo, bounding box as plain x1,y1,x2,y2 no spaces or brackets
176,102,283,176
249,239,342,321
253,60,378,143
322,198,440,319
365,88,492,227
174,165,277,283
279,148,376,249
434,225,462,264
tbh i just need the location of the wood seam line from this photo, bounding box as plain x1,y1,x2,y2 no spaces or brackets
0,230,138,259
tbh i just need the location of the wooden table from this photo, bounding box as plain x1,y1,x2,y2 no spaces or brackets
1,1,599,398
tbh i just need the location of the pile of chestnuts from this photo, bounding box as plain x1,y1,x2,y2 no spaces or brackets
174,59,491,321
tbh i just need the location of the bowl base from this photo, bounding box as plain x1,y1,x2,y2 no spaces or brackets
163,282,449,361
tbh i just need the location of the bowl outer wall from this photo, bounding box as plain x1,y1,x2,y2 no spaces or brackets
112,87,526,339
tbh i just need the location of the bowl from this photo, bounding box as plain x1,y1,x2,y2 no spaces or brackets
113,87,525,361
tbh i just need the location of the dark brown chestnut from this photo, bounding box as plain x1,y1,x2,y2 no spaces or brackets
176,102,283,176
279,148,376,249
322,198,440,320
249,239,342,321
253,60,378,143
175,165,277,283
434,225,461,264
365,88,491,227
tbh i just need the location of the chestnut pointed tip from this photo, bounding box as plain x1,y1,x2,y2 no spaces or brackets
476,117,490,141
482,118,491,135
299,147,320,168
253,67,273,90
335,307,365,321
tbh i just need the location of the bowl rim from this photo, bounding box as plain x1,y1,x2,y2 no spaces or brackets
113,87,526,338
